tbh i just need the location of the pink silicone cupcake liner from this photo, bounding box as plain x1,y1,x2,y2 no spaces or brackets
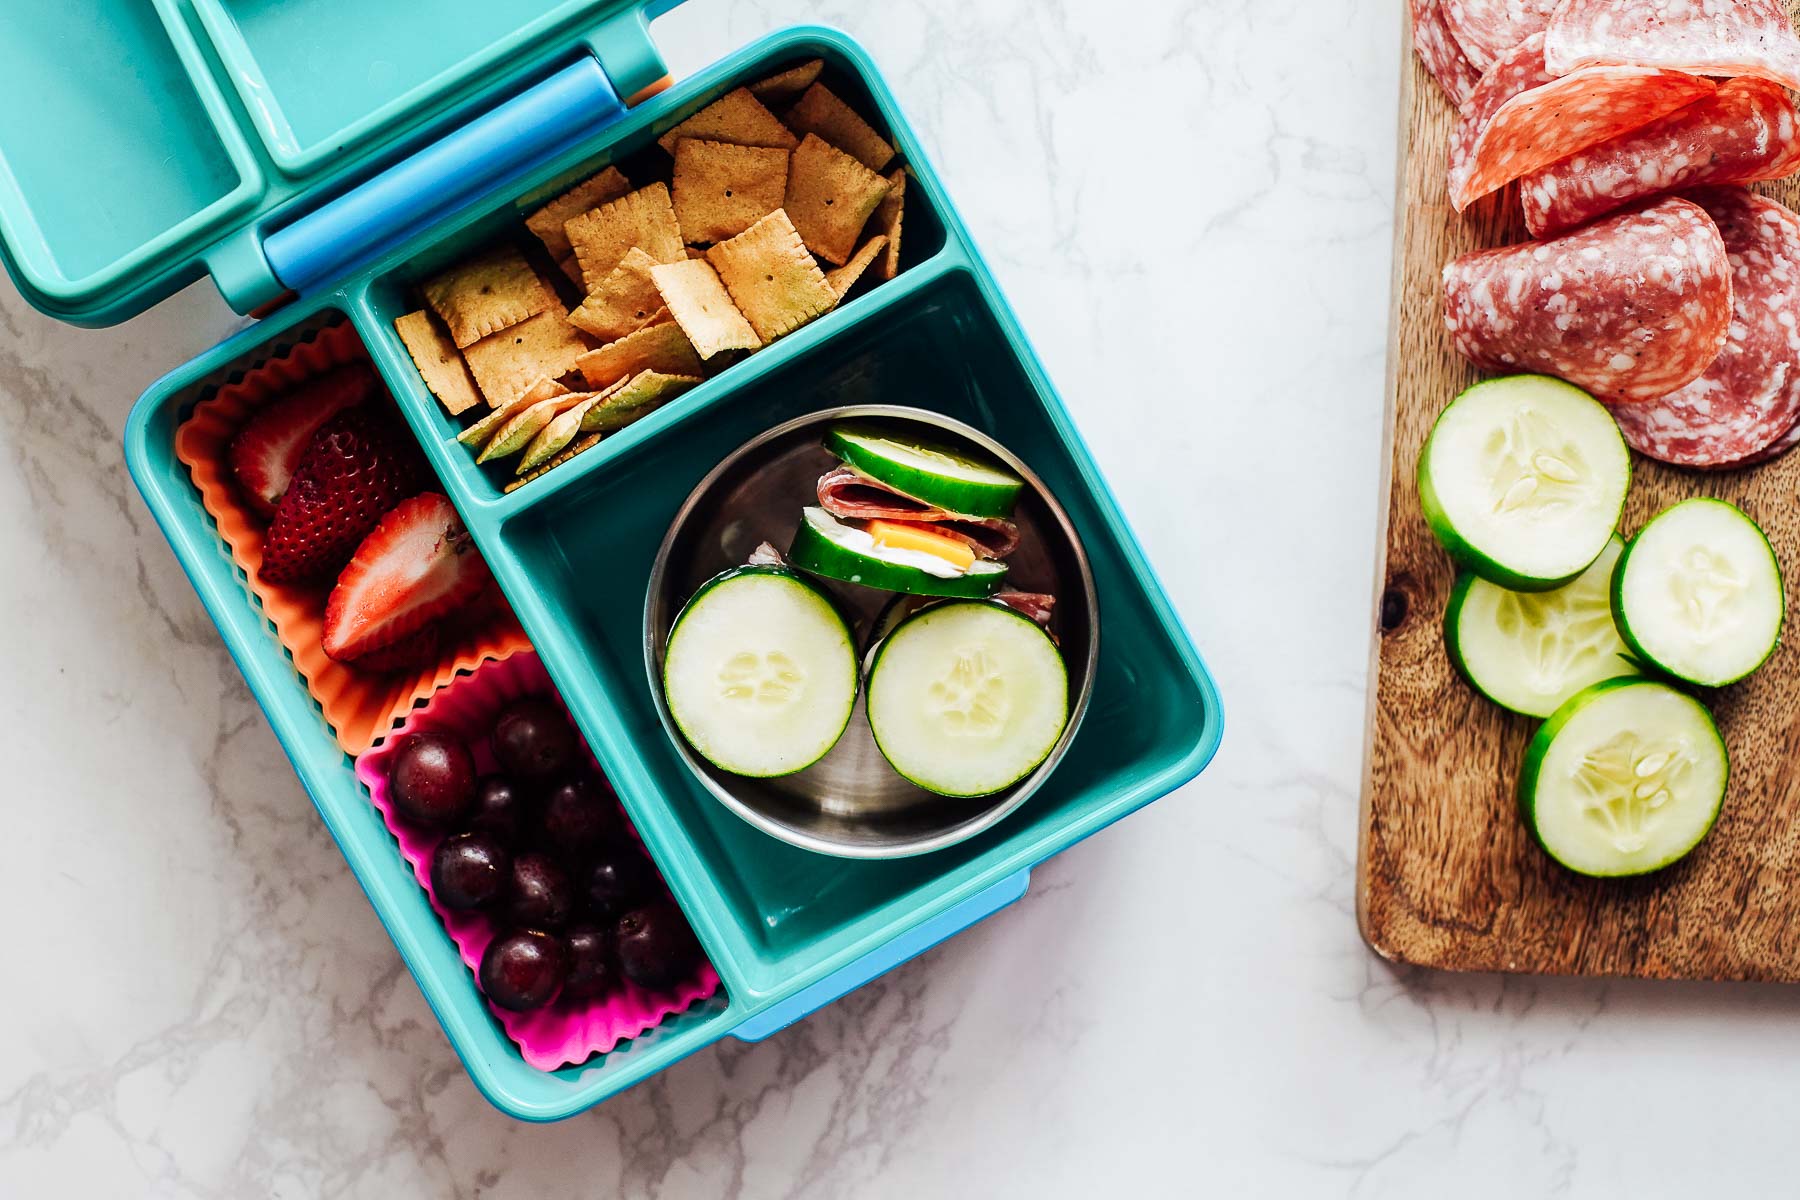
355,650,721,1071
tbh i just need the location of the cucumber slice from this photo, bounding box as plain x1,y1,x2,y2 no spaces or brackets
1519,678,1727,877
1611,498,1785,688
1418,375,1630,592
789,507,1007,597
867,601,1069,797
1445,535,1639,718
824,423,1024,518
663,566,858,778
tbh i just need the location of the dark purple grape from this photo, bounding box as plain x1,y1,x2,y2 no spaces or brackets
469,775,530,843
507,852,574,929
491,697,579,781
539,775,618,860
389,732,476,827
584,846,655,919
561,925,620,1003
479,929,566,1012
429,831,510,911
616,902,701,991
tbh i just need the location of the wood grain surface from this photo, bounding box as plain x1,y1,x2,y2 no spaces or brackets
1359,8,1800,981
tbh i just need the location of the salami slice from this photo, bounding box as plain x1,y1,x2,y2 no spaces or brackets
1413,0,1483,107
1442,0,1559,72
1442,197,1733,403
1546,0,1800,94
1612,189,1800,468
1520,79,1800,237
815,467,1021,559
1447,35,1714,212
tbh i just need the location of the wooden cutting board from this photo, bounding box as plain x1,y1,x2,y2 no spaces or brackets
1359,10,1800,982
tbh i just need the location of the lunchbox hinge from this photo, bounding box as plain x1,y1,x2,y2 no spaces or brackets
261,57,630,298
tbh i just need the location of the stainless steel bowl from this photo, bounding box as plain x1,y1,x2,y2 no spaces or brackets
643,406,1099,858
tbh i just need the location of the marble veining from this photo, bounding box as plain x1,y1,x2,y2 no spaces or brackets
5,0,1799,1196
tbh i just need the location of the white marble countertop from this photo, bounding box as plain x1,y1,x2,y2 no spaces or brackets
4,0,1797,1196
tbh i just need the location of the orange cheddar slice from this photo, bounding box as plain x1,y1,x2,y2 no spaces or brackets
866,519,975,570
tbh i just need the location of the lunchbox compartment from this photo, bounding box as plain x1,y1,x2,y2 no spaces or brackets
354,47,949,504
0,1,253,295
493,268,1216,993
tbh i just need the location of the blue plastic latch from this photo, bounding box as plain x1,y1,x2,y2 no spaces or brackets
264,58,626,295
731,869,1032,1043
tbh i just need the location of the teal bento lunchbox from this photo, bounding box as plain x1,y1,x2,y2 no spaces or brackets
0,0,1223,1120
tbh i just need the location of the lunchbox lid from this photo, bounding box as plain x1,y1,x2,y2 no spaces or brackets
0,0,687,327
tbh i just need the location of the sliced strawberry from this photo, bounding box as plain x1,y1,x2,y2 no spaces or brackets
228,364,376,518
261,405,430,584
344,624,442,673
323,494,492,662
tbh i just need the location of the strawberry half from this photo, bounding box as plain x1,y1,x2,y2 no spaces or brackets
261,405,430,584
323,493,492,663
228,364,376,518
345,624,442,674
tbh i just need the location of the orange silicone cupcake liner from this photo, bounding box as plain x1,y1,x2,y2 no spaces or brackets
175,319,533,755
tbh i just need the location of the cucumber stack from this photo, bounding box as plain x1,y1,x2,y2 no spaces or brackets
1418,376,1784,878
663,422,1073,799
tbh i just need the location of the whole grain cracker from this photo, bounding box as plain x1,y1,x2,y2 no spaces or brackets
566,183,684,291
463,308,590,408
394,310,482,415
649,259,762,358
783,134,892,266
672,139,789,245
457,386,558,447
749,59,824,107
873,167,905,280
783,83,895,173
505,434,602,493
656,87,799,157
706,209,838,340
423,245,558,348
582,371,702,433
525,166,631,262
575,321,704,390
519,394,606,473
478,390,592,463
569,247,664,342
824,235,889,299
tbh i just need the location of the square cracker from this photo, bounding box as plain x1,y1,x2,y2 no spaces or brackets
657,87,799,156
706,209,838,341
824,235,888,300
872,168,905,280
463,307,590,408
582,371,702,433
394,310,482,415
566,183,685,291
506,433,602,493
784,134,892,266
672,139,789,245
525,166,631,261
569,247,664,342
749,58,824,107
649,259,762,358
576,321,704,390
783,83,895,173
423,245,558,348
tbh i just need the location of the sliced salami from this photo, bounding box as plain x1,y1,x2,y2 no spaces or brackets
1546,0,1800,94
1447,35,1714,212
1442,0,1558,72
1442,197,1733,403
1520,79,1800,237
1413,0,1483,107
1612,189,1800,468
815,467,1021,559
